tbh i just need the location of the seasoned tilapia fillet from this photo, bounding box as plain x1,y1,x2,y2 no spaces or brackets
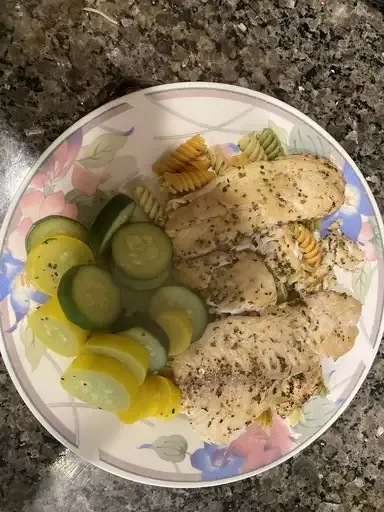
207,252,277,314
166,155,345,259
255,228,364,292
171,291,360,443
174,251,277,314
272,367,323,417
173,251,231,291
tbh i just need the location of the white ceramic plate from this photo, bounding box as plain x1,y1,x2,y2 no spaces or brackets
0,83,383,488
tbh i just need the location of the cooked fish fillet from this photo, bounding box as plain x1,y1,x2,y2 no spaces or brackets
320,232,364,272
255,228,364,293
207,252,277,314
272,367,323,417
254,224,302,283
173,251,231,291
171,291,360,443
166,155,345,259
174,251,277,314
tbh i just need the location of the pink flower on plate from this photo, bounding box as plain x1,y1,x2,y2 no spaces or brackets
228,413,293,472
30,130,82,190
7,190,78,259
358,221,377,262
71,162,102,196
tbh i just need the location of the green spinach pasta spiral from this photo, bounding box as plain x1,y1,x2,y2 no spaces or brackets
238,132,267,162
259,128,284,160
133,185,165,227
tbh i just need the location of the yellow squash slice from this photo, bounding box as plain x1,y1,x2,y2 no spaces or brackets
25,235,95,296
82,333,149,385
117,376,160,424
153,309,192,356
28,297,89,357
61,354,139,411
154,376,181,420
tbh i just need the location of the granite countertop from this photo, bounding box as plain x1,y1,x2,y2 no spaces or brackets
1,0,384,510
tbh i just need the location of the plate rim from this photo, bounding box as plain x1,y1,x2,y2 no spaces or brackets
0,81,383,488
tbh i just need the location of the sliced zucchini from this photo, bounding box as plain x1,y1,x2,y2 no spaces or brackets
149,285,208,343
25,236,95,296
117,376,160,424
88,194,135,255
110,263,171,291
111,222,172,280
61,354,138,411
26,216,87,253
28,297,89,357
82,332,149,385
154,310,192,356
116,313,169,372
58,264,121,329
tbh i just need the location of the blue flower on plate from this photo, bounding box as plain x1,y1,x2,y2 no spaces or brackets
190,442,245,480
320,161,374,241
0,250,48,332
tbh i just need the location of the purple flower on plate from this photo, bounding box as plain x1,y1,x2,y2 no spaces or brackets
0,250,48,332
190,442,245,480
320,161,374,241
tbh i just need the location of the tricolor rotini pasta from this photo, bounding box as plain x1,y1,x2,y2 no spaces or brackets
186,157,211,173
259,128,284,160
133,185,165,227
163,168,215,194
229,152,249,168
152,135,207,175
290,223,322,267
238,132,268,162
208,146,230,175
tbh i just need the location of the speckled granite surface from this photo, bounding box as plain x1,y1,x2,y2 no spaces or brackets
0,0,384,510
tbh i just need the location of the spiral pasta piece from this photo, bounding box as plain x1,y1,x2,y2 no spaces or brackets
238,132,268,162
208,146,230,175
152,135,207,175
163,169,215,194
259,128,284,160
290,223,322,267
133,185,165,227
229,152,249,168
186,157,211,173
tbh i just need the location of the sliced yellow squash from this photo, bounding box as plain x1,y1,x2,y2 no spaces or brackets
154,309,192,356
117,376,160,424
157,366,174,380
25,235,95,296
154,376,181,420
28,297,89,357
82,333,149,385
61,354,138,411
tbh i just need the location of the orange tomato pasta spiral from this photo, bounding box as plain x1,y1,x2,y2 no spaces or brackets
291,223,322,267
152,135,207,175
163,169,215,194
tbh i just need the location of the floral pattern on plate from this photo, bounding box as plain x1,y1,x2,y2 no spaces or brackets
0,84,383,487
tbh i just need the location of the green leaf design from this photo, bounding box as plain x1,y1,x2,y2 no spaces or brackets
292,396,338,437
367,216,384,260
20,318,45,371
151,435,188,463
319,381,329,398
77,133,128,170
352,261,372,305
66,189,109,228
288,124,330,158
